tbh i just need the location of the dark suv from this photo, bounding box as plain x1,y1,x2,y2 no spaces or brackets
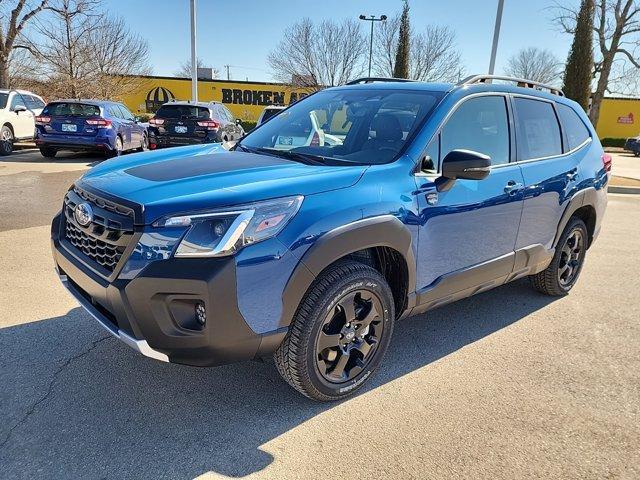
51,75,610,401
148,101,244,148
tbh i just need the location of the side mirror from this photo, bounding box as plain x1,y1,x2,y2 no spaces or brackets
436,149,491,192
134,116,141,123
235,118,242,125
14,105,27,113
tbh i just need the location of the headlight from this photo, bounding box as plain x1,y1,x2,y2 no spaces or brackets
154,195,303,257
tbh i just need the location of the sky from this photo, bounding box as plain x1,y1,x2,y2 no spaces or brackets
102,0,573,83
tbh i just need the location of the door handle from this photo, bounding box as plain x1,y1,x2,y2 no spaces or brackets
504,180,524,195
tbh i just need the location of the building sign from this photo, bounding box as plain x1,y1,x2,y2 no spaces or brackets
121,76,311,122
221,88,306,106
617,112,634,124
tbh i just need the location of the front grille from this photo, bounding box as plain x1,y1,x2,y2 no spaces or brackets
65,221,126,270
62,187,135,273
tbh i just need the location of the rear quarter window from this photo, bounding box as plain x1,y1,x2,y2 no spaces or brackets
556,103,591,150
513,98,562,160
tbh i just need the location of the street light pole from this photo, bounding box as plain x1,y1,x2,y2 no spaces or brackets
359,14,387,77
488,0,505,75
190,0,198,102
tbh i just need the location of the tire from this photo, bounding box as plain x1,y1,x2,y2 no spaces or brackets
275,260,395,401
530,217,588,296
136,133,148,152
634,151,640,157
39,147,57,158
0,125,14,156
107,135,123,158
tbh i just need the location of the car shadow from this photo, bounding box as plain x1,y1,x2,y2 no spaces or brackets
0,278,556,478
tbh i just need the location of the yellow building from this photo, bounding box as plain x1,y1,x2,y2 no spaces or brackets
596,97,640,139
120,75,310,123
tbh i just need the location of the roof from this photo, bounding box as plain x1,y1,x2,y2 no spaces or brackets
161,100,221,107
0,88,44,97
48,99,120,105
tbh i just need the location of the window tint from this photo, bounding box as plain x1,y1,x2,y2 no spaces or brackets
43,102,101,117
117,104,134,121
514,98,562,160
108,105,123,118
0,93,8,109
9,94,26,110
441,96,510,166
421,135,439,173
556,103,590,150
156,104,210,119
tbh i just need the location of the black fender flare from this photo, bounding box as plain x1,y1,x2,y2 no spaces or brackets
553,186,598,247
279,215,416,329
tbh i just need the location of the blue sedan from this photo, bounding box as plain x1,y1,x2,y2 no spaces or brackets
35,100,147,158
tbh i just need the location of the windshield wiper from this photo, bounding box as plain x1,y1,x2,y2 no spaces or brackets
235,144,326,165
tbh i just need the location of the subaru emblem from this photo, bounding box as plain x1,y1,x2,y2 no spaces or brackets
74,202,93,227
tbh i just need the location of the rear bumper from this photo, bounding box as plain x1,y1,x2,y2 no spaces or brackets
51,212,284,366
35,133,116,151
149,130,219,147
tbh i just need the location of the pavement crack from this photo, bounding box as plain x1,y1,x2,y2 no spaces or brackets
0,335,112,449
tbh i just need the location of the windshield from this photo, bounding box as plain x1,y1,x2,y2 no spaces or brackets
239,88,443,165
44,103,101,117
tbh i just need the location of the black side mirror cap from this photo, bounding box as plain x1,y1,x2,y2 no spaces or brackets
437,149,491,192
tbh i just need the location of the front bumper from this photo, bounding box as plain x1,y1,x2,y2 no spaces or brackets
52,211,283,366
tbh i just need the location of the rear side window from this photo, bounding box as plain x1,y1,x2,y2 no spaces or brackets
514,98,562,160
24,95,45,110
156,105,210,119
43,103,101,117
441,96,510,166
117,104,135,121
556,103,590,150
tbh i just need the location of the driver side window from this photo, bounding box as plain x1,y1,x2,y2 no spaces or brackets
441,96,510,166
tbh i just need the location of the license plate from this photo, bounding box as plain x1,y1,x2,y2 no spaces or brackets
61,124,77,132
175,126,188,133
278,136,293,145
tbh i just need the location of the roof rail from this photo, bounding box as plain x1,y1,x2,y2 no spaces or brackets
346,77,416,85
458,74,564,97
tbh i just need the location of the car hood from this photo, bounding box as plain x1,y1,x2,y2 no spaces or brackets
78,144,367,224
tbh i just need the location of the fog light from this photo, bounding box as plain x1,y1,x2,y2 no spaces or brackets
195,302,206,326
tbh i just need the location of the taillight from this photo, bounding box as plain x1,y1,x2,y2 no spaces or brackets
35,115,51,125
86,118,112,128
602,153,612,172
197,120,220,130
149,117,164,126
310,131,320,146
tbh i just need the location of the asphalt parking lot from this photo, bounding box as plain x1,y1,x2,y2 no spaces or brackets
1,149,639,479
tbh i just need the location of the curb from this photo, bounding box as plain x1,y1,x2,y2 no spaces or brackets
609,185,640,194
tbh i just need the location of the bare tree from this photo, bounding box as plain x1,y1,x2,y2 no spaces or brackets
554,0,640,126
268,18,366,88
504,47,562,84
374,15,463,82
174,58,219,79
28,0,101,98
89,15,151,99
0,0,49,88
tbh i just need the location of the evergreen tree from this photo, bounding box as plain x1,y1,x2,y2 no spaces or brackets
562,0,594,111
393,0,410,78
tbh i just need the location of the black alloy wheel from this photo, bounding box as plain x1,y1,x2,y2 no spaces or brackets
557,229,585,287
316,289,385,383
530,217,588,296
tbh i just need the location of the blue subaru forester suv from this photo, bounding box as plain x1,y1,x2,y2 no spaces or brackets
51,76,610,401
